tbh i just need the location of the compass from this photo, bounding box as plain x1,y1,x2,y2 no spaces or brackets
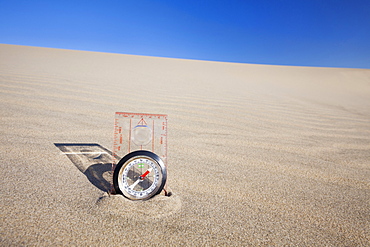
113,150,167,200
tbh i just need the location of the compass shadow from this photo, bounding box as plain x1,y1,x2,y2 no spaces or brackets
54,143,116,192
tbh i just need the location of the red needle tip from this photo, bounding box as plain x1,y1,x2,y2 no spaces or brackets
140,170,150,179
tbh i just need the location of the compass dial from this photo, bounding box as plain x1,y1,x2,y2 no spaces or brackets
113,150,166,200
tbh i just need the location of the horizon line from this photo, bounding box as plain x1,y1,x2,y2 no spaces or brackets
1,42,369,70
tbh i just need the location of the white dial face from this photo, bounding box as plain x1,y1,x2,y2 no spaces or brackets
118,156,161,199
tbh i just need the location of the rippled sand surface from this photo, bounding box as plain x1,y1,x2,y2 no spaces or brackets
1,44,369,246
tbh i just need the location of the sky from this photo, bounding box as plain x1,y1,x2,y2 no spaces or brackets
1,0,369,69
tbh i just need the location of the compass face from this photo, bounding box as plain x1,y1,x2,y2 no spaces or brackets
113,150,166,200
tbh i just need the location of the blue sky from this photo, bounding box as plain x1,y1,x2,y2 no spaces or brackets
1,0,369,68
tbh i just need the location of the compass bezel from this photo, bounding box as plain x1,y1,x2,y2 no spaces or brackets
113,150,167,200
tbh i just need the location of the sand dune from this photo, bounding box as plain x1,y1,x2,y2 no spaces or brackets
1,44,369,246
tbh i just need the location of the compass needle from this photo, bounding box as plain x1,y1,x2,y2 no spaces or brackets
128,167,153,190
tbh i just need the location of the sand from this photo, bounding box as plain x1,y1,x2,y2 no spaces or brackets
1,44,369,246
